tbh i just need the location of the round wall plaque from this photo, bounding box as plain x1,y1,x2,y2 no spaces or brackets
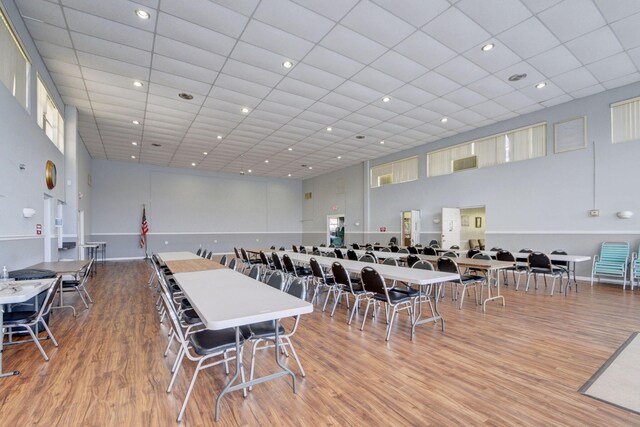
45,160,56,190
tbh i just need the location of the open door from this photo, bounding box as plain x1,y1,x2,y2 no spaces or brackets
441,207,461,249
401,210,421,246
327,214,345,247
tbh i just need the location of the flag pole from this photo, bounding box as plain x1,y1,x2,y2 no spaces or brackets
143,203,148,259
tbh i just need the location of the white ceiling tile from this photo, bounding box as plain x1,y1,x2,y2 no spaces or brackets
215,74,271,98
152,55,217,83
403,107,440,123
497,19,560,62
34,40,77,64
587,52,637,82
528,45,582,78
601,72,640,90
147,92,202,113
493,91,537,110
350,67,405,94
342,113,382,128
259,100,305,117
340,0,416,48
594,0,640,23
381,97,415,114
290,0,358,22
628,46,640,70
302,46,365,79
565,26,624,65
370,50,429,83
320,25,387,64
356,104,397,121
333,81,383,103
427,97,465,115
265,89,315,109
17,0,66,27
519,0,562,14
457,0,531,34
518,81,566,102
494,62,546,89
82,68,145,90
77,51,149,79
23,20,72,47
276,77,330,100
70,32,150,67
422,7,490,53
150,69,212,95
445,87,487,108
540,94,572,107
221,59,283,88
160,0,248,38
241,20,315,60
464,42,522,73
435,56,488,85
610,12,640,51
370,0,450,27
286,63,345,90
551,67,599,93
467,75,514,98
411,71,461,96
63,8,153,50
393,31,456,69
321,92,367,111
207,87,262,109
253,0,334,42
538,0,606,42
154,36,226,72
50,72,85,90
448,108,487,125
469,100,510,117
390,84,436,106
156,13,236,57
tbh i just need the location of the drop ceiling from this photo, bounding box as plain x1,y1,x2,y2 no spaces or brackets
14,0,640,179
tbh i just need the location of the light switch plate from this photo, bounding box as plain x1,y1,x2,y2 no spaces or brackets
588,209,600,217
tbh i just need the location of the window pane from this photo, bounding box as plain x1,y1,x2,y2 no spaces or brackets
371,156,418,188
0,11,29,109
612,98,640,144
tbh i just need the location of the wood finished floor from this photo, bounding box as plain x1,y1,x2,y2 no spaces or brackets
1,260,639,426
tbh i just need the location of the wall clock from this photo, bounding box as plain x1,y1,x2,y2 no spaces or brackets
45,160,56,190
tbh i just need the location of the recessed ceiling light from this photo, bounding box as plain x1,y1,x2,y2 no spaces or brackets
203,152,208,155
264,160,269,163
326,127,332,132
247,169,252,173
481,43,495,52
379,140,385,144
508,73,527,82
337,156,342,159
135,9,150,20
440,117,448,123
178,92,194,100
191,162,196,167
288,147,293,151
282,60,293,69
217,135,222,139
287,173,292,177
535,82,547,89
131,155,136,159
132,120,140,125
131,141,138,146
382,96,390,103
132,80,143,88
308,166,313,170
241,107,249,113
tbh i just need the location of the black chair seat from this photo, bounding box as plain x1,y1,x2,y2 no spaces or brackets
62,280,80,288
531,267,563,275
242,321,286,339
2,311,38,325
506,265,528,272
392,287,420,297
295,267,312,276
458,274,485,284
189,328,243,356
182,309,200,324
180,299,192,310
372,291,412,304
170,284,182,293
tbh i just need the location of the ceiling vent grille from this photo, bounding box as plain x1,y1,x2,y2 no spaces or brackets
453,155,477,172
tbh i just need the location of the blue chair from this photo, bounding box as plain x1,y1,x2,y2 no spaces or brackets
591,242,630,289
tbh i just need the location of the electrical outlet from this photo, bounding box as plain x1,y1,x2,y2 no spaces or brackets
588,209,600,217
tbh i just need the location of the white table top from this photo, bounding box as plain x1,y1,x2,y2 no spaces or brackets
173,269,313,330
483,251,590,263
85,241,106,245
0,279,56,305
157,251,203,262
281,252,459,285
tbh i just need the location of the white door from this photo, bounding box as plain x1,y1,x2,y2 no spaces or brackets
77,210,85,260
441,207,461,249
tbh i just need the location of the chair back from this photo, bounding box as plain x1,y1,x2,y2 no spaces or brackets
196,248,202,256
40,277,62,318
519,248,533,253
266,271,285,290
312,246,319,252
359,254,376,263
346,249,358,261
437,256,460,275
382,257,397,266
259,251,270,268
407,246,418,254
279,246,286,251
389,236,398,245
292,245,298,253
312,249,321,255
390,246,399,253
309,258,325,280
406,254,420,267
320,243,326,247
472,253,491,260
271,252,284,271
326,251,336,258
442,251,458,258
412,260,434,270
599,242,630,263
240,248,251,262
328,244,335,248
299,246,307,254
397,248,409,254
201,250,208,259
360,267,387,296
450,245,460,249
422,246,437,256
331,262,352,291
496,250,515,262
478,239,485,250
551,249,568,267
219,254,228,266
206,251,213,260
248,265,260,280
490,247,502,251
352,243,360,250
430,243,440,248
270,245,276,250
334,249,344,259
428,240,438,246
281,254,297,275
234,247,241,259
528,252,552,270
380,247,391,252
228,258,238,271
467,248,481,258
287,278,307,300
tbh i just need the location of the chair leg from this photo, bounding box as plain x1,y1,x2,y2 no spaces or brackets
76,288,89,309
385,306,397,341
177,358,206,422
40,320,58,347
458,285,466,309
24,326,49,361
360,299,372,331
322,287,333,312
249,339,263,391
330,291,342,317
283,336,305,377
82,285,94,304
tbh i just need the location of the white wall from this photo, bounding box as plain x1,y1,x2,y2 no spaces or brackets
90,160,302,258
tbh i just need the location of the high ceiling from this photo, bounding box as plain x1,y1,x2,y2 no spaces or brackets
14,0,640,179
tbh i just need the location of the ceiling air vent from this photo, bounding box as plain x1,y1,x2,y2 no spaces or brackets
453,155,477,172
304,192,312,200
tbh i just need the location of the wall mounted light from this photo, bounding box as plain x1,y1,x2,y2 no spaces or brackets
354,221,361,227
433,216,441,224
616,211,634,219
23,208,36,218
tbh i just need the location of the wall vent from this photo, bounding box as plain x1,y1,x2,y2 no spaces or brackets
453,155,477,172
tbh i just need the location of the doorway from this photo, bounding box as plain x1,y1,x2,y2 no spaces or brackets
327,214,345,247
441,206,486,250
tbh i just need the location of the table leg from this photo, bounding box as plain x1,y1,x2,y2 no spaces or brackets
51,275,76,316
411,283,445,339
215,327,243,421
482,269,506,312
0,305,21,378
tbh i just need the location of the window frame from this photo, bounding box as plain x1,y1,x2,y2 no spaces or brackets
611,96,640,145
370,156,419,189
0,5,31,110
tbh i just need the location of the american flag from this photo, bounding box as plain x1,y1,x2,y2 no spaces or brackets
140,206,148,248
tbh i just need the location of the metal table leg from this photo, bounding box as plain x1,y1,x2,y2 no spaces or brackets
51,275,76,316
482,269,506,312
411,282,445,339
0,305,20,378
